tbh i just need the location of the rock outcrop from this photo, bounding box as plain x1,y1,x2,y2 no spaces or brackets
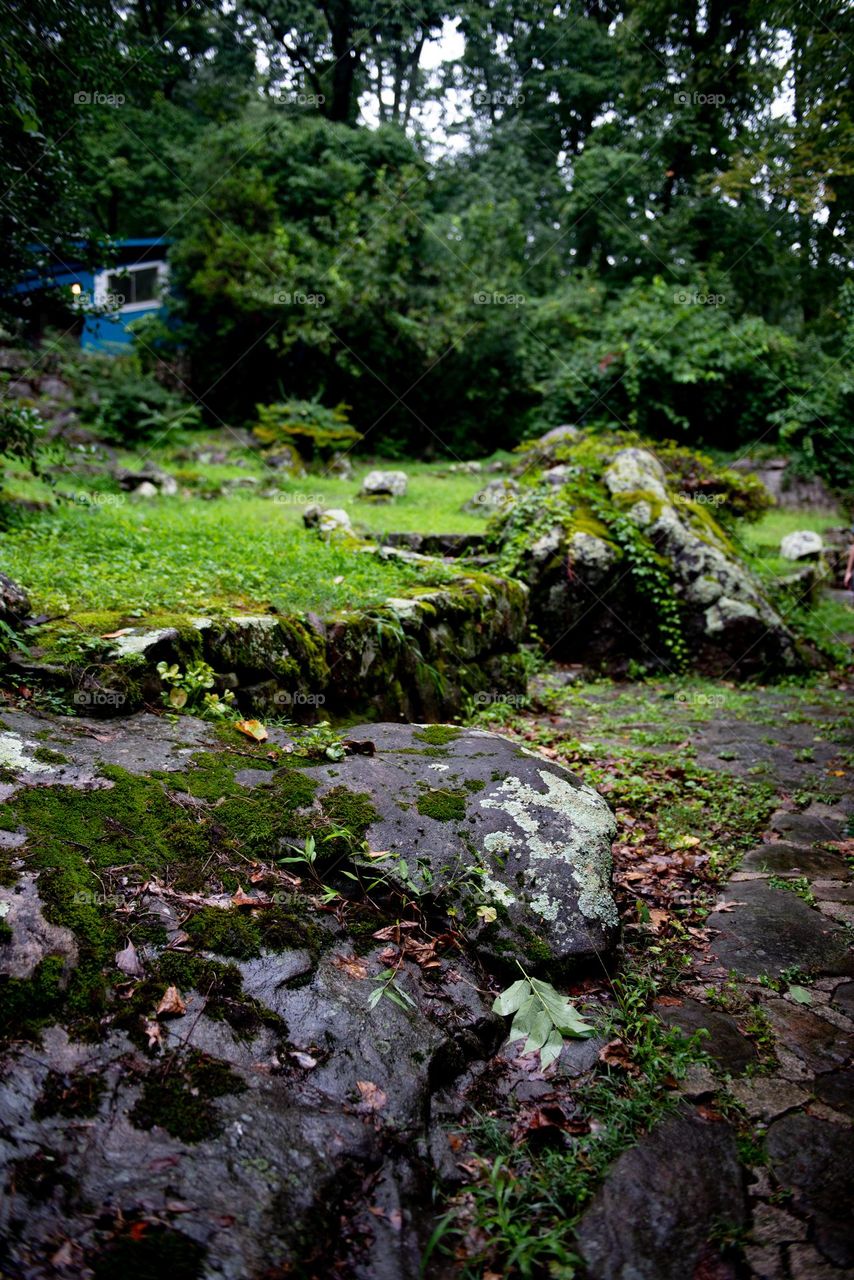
0,709,617,1279
491,431,811,676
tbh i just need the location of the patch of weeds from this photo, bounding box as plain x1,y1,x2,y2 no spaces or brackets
129,1049,246,1143
768,875,816,906
427,968,710,1277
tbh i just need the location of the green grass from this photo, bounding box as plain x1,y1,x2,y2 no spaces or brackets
2,431,502,535
0,497,462,617
0,432,508,619
735,506,842,578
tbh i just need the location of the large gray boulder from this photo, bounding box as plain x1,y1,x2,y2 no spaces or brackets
0,709,614,1279
496,443,808,676
296,722,618,969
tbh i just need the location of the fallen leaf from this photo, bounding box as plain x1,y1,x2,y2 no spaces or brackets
598,1039,641,1076
787,984,813,1005
372,921,419,941
356,1080,387,1111
115,939,144,977
100,628,133,639
142,1017,163,1048
155,985,186,1018
332,953,368,979
231,886,267,908
235,719,268,742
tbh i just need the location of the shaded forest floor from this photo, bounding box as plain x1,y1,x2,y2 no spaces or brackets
434,672,854,1278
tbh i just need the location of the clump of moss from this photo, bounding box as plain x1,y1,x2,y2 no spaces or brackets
0,956,66,1043
184,907,261,959
414,725,460,746
31,746,71,766
129,1049,246,1143
92,1225,206,1280
0,919,12,944
416,788,468,822
34,1068,105,1119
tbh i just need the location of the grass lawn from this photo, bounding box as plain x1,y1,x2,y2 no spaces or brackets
0,432,508,621
734,505,853,660
0,496,467,619
2,432,502,535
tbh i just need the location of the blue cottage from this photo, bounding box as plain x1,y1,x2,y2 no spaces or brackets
11,239,170,353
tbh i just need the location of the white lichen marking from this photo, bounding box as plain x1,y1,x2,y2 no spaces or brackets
0,733,56,775
480,769,618,928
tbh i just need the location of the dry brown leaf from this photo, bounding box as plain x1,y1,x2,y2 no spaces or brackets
598,1039,641,1076
332,953,368,979
100,628,133,639
231,886,267,909
115,939,144,977
155,985,186,1018
356,1080,387,1111
235,719,268,742
372,921,419,941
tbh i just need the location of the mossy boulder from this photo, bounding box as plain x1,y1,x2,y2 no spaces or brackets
492,430,811,677
289,721,618,971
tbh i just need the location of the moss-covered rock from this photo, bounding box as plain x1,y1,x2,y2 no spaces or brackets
491,428,814,677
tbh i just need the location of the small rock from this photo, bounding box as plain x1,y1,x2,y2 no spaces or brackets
0,572,30,627
576,1110,746,1280
132,480,159,498
767,1113,854,1267
463,478,519,515
727,1077,809,1123
360,470,408,499
537,424,581,448
303,505,352,535
780,530,824,561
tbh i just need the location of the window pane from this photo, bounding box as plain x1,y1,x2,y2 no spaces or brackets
106,272,131,306
130,267,160,303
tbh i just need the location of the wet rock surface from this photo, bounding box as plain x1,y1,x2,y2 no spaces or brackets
0,709,616,1278
576,1110,747,1280
296,722,619,968
705,879,853,979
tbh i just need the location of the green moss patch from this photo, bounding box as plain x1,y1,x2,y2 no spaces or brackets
414,725,461,746
34,1068,106,1119
416,787,468,822
129,1049,246,1143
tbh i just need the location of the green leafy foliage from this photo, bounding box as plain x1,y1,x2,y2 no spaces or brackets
156,661,236,719
254,400,361,458
493,969,594,1070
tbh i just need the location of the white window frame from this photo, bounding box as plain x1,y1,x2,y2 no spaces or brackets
93,260,169,314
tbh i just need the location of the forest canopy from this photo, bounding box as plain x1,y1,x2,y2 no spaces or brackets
2,0,853,481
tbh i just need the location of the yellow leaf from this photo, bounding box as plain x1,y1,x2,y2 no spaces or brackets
236,719,268,742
